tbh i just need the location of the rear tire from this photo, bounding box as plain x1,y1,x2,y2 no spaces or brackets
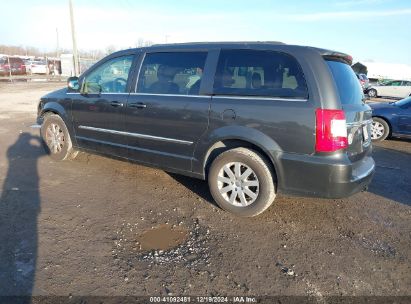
208,147,276,217
41,114,78,161
368,88,377,98
371,117,390,142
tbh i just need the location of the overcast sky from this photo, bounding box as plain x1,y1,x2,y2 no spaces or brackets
1,0,410,65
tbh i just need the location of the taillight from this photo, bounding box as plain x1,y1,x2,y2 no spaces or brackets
315,109,348,152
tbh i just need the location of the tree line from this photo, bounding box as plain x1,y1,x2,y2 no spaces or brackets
0,44,106,60
0,38,154,60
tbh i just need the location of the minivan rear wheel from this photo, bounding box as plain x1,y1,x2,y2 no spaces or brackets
208,147,276,217
41,114,78,161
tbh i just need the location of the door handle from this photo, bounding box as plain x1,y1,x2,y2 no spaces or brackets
111,101,124,107
128,102,147,109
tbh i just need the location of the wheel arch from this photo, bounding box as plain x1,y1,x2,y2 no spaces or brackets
199,128,284,187
39,102,76,146
39,102,69,124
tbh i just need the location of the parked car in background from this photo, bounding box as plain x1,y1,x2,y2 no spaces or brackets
356,73,370,91
0,56,26,76
23,59,32,74
369,97,411,141
367,80,411,99
30,60,49,74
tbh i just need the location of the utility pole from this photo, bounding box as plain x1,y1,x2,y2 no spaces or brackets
7,56,13,82
54,28,59,76
69,0,80,76
56,28,60,58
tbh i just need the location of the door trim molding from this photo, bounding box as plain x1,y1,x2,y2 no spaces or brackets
78,125,193,145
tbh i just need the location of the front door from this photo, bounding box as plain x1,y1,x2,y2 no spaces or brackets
125,51,210,171
71,54,135,157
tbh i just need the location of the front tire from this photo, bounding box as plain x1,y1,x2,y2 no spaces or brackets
368,88,377,98
208,147,276,217
41,114,77,161
371,117,390,142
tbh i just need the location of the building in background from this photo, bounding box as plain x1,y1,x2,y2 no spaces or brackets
60,53,96,76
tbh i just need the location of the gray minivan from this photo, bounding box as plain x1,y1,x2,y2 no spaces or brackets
37,42,375,217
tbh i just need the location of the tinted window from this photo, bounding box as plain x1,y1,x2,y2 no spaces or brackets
82,55,133,94
389,81,402,86
326,60,363,105
33,60,47,65
213,50,308,98
137,52,207,95
0,57,6,64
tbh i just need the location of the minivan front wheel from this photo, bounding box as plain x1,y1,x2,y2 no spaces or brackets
41,114,77,161
208,147,276,217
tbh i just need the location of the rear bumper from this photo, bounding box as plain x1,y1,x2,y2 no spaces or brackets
276,150,375,198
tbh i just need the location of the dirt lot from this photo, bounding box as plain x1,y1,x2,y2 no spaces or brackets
0,82,410,301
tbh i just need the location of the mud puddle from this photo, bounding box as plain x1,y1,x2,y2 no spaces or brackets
137,224,188,251
112,218,212,268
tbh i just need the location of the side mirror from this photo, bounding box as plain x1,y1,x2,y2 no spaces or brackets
83,82,102,95
67,76,80,91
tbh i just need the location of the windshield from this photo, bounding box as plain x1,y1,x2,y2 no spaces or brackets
395,96,411,107
326,60,364,105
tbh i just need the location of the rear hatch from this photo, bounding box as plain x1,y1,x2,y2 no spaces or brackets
326,59,372,160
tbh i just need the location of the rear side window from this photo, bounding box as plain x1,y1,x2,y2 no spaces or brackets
326,60,364,105
213,50,308,99
137,52,207,95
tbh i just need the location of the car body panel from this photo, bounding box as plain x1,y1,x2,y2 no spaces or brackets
0,56,26,76
368,80,411,99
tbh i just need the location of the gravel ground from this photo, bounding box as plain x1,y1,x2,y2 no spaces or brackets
0,83,410,302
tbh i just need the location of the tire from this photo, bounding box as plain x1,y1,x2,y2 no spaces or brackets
208,147,276,217
371,117,390,142
368,88,377,98
40,114,78,161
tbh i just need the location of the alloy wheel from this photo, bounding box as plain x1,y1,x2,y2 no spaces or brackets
371,121,385,140
217,162,260,207
45,123,65,154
